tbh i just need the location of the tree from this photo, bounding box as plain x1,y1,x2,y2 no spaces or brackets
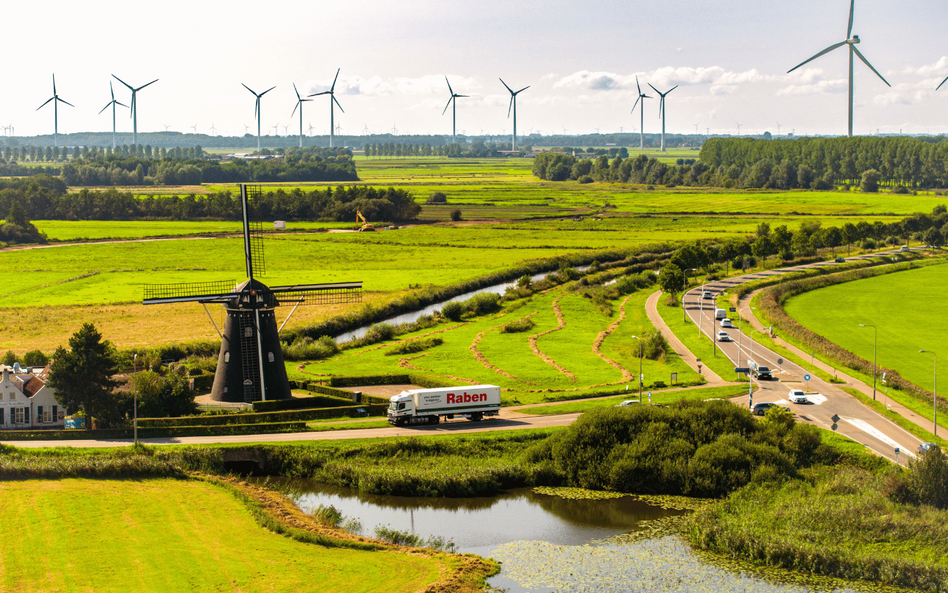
134,370,198,418
47,323,119,430
658,262,685,298
924,226,944,248
860,169,881,193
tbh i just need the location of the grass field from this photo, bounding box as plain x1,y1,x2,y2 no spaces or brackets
783,262,948,393
0,477,441,593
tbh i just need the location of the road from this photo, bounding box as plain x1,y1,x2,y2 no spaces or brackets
684,249,923,465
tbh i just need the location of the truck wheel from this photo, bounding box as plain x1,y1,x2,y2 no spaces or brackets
431,415,440,425
471,413,483,422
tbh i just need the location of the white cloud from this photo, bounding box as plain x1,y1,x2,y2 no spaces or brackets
777,79,848,96
911,56,948,77
553,66,772,93
313,74,480,97
710,85,738,96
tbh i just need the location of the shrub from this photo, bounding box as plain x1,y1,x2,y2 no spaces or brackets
892,185,910,194
578,175,594,184
450,209,462,221
426,191,447,204
440,300,464,321
500,318,536,333
385,337,444,356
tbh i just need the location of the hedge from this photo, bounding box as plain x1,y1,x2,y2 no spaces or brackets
138,404,388,428
253,395,354,412
0,421,310,440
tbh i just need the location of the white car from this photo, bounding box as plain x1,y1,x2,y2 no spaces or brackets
702,290,714,299
788,389,808,404
720,318,735,328
617,400,638,407
716,331,731,342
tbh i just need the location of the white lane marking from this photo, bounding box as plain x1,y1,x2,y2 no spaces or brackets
844,418,916,458
806,393,827,405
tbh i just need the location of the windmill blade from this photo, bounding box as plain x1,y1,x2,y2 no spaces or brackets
331,68,341,92
668,85,679,94
116,100,128,108
787,41,847,73
52,74,58,95
130,94,136,119
499,78,514,94
442,96,454,116
293,82,302,101
636,76,642,96
515,86,530,94
507,96,514,118
260,85,276,97
333,95,345,113
98,101,112,115
308,90,330,98
58,97,75,108
254,97,260,119
242,83,258,97
658,97,665,120
937,75,948,91
647,83,661,95
457,94,469,98
847,0,855,39
110,81,116,101
136,79,159,91
143,280,239,305
291,102,300,118
852,46,891,87
112,74,134,91
445,76,454,96
631,96,641,113
267,282,363,306
36,97,54,111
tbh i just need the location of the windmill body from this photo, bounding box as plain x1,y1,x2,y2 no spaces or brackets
630,77,651,150
787,0,889,138
98,81,128,149
143,185,362,404
500,79,529,151
36,74,74,148
648,83,678,152
112,74,158,146
292,83,312,148
443,77,468,145
309,69,344,148
243,83,275,151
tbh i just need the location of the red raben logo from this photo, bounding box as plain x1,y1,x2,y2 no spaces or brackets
446,392,487,404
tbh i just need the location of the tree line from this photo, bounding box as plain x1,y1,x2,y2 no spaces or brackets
0,178,420,225
364,141,524,158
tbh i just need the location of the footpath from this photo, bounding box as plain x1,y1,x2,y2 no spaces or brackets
645,290,730,386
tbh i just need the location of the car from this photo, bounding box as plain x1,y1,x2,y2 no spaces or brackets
834,257,845,263
752,402,789,416
901,245,911,253
918,442,940,455
702,290,714,299
716,331,731,342
750,362,773,380
788,389,808,404
720,318,735,328
617,400,638,407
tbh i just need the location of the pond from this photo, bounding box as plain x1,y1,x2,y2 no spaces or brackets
253,478,900,593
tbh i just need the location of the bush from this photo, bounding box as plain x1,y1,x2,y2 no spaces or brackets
385,337,444,356
500,318,536,333
426,192,447,204
440,300,464,321
450,209,462,221
578,175,594,184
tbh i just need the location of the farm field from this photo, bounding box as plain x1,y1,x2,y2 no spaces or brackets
783,262,948,393
0,478,441,593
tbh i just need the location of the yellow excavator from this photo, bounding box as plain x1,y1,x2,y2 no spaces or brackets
356,211,375,232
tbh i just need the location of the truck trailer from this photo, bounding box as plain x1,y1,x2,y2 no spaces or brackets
388,385,501,426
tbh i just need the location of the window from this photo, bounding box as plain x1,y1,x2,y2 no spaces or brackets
244,327,253,338
268,352,275,363
37,406,43,423
24,407,29,424
42,408,51,423
7,392,13,401
53,405,59,422
224,351,230,363
12,408,23,424
0,408,4,425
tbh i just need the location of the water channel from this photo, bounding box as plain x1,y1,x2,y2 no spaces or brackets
254,478,895,593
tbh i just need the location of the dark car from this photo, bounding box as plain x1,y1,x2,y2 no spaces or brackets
918,442,940,455
752,402,790,416
834,257,845,263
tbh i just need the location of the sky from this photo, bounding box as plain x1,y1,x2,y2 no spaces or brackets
5,0,948,140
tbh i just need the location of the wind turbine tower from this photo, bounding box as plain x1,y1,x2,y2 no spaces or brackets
648,83,678,152
443,77,468,145
308,69,344,148
242,83,276,151
36,74,74,148
500,79,529,151
98,81,128,149
630,77,651,150
291,83,313,148
112,74,158,146
787,0,890,138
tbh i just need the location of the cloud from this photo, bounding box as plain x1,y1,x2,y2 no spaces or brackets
910,56,948,77
777,79,847,96
873,85,932,107
710,85,738,96
311,74,479,97
553,66,771,92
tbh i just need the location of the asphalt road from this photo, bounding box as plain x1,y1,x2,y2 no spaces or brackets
685,249,922,465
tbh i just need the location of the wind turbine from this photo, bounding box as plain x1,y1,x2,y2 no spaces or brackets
98,81,127,149
308,68,344,148
648,83,678,152
442,77,468,145
191,123,198,134
787,0,890,138
242,83,276,151
36,74,74,148
499,79,529,151
630,77,651,150
736,122,743,136
209,123,217,136
112,74,158,146
291,83,313,148
777,122,782,136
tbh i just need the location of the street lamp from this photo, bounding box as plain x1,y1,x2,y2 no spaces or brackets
920,350,938,437
683,267,699,323
631,335,643,403
859,324,877,401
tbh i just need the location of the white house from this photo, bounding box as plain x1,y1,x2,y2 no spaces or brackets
0,364,64,429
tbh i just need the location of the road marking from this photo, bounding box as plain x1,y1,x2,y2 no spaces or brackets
844,418,916,458
806,393,827,405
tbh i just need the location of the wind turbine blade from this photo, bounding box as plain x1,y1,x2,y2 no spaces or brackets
516,86,529,94
255,98,259,119
499,78,514,94
631,96,641,113
445,76,454,95
308,91,330,97
442,97,453,116
116,101,128,108
852,46,891,87
937,75,948,91
99,102,111,115
847,0,855,39
130,94,136,118
331,68,341,92
260,86,276,96
36,97,54,111
52,73,57,94
648,83,661,95
138,79,159,91
668,85,679,94
293,83,301,101
112,74,134,90
507,96,514,118
333,95,344,113
242,83,257,95
457,94,469,98
291,102,299,118
636,76,642,96
787,41,847,73
59,98,75,108
110,81,116,101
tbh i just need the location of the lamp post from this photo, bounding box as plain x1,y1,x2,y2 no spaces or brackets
859,324,877,401
920,350,937,437
133,354,138,444
683,268,699,323
631,335,643,402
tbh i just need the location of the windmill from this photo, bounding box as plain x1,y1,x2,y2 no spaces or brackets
500,79,529,151
648,83,678,152
210,123,217,136
308,68,344,148
143,185,362,403
191,124,199,134
36,74,74,148
736,122,743,136
787,0,890,138
442,77,468,145
361,123,370,136
98,81,127,149
630,77,651,150
291,83,313,148
112,74,158,146
242,83,276,151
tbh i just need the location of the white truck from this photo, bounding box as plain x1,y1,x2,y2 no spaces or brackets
388,385,501,426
